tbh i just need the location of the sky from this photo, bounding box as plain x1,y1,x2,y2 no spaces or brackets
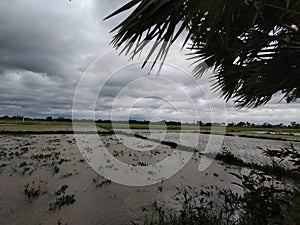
0,0,299,125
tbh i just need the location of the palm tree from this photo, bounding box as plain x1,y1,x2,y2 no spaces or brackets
105,0,300,107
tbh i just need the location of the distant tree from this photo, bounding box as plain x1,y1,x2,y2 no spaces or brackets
166,121,181,125
106,0,300,107
237,121,246,127
197,121,204,126
11,115,23,120
2,115,10,120
55,117,72,122
227,122,235,127
276,123,285,128
46,116,53,121
290,121,300,128
262,122,273,128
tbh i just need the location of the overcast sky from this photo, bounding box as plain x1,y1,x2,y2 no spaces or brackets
0,0,299,125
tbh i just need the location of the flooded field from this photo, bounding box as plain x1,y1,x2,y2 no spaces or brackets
0,133,299,225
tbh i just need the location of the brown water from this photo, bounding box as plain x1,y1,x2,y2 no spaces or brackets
0,133,297,225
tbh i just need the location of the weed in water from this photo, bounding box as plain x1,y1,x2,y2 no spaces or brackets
49,185,75,211
57,218,67,225
60,172,73,179
53,165,60,174
49,194,76,211
23,181,46,202
96,179,112,188
55,184,69,196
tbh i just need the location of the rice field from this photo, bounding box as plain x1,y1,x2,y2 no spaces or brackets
0,121,299,224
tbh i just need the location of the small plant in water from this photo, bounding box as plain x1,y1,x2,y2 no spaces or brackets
231,170,293,224
57,218,67,225
55,184,69,195
23,181,46,201
53,165,60,174
60,172,73,179
49,194,76,211
96,179,112,188
49,184,76,211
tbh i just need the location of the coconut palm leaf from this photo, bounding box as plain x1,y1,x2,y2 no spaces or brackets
105,0,300,107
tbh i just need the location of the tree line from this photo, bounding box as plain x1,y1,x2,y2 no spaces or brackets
1,115,299,128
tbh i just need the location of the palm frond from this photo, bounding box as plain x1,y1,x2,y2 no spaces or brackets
105,0,300,107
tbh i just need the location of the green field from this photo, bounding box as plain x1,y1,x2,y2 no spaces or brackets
0,120,73,132
0,120,299,141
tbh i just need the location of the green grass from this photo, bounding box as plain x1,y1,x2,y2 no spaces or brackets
0,120,73,131
0,120,299,141
98,123,300,141
0,120,109,134
98,122,300,133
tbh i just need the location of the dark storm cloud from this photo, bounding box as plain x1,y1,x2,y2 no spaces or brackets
0,0,117,79
0,0,298,124
0,0,116,117
0,69,73,116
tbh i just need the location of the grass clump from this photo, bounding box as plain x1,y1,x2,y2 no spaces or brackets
23,181,46,201
213,148,246,166
96,179,112,188
142,187,242,225
49,194,76,211
141,172,294,225
49,184,76,211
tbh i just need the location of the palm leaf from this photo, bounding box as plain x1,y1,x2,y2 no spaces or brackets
105,0,300,107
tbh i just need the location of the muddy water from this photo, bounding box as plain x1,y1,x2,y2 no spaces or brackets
0,133,296,225
134,131,300,165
